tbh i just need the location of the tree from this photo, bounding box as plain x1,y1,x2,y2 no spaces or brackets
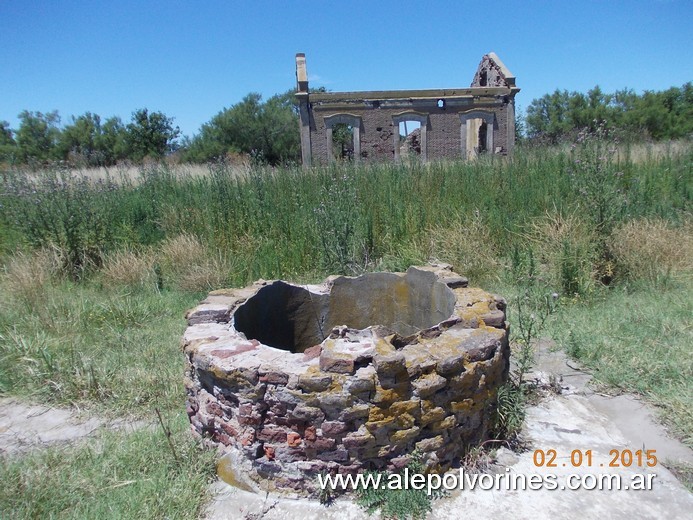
525,90,574,142
58,112,103,166
185,89,300,165
0,121,17,163
259,90,301,164
526,84,693,143
15,110,61,163
99,116,129,165
514,107,526,142
124,108,180,162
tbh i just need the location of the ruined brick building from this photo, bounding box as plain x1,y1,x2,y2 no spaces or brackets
295,52,519,166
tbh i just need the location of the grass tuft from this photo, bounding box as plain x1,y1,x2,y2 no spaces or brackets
0,412,215,519
609,217,692,285
100,248,156,289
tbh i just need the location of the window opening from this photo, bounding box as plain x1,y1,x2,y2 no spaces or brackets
479,70,488,87
398,120,422,157
332,123,354,160
478,122,488,154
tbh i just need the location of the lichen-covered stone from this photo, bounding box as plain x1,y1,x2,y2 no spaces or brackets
412,372,447,397
297,373,333,392
184,266,509,496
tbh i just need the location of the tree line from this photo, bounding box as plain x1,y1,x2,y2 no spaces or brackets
524,83,692,143
1,83,690,167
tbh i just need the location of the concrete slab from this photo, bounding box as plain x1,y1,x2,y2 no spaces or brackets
0,398,146,455
204,481,365,520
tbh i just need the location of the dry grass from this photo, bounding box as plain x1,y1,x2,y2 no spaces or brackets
177,252,232,292
615,140,691,164
1,248,62,307
427,212,501,284
610,217,693,283
158,234,205,274
100,249,156,289
157,234,232,291
70,162,247,185
520,208,596,291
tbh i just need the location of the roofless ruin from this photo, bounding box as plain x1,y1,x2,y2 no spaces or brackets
295,52,520,165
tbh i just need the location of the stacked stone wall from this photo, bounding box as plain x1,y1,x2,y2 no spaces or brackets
184,266,509,495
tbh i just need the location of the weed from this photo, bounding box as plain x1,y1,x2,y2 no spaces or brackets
494,382,528,439
507,247,560,386
317,475,335,506
355,450,446,520
2,166,118,279
567,124,632,283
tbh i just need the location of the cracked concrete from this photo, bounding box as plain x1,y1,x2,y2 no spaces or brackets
0,398,146,455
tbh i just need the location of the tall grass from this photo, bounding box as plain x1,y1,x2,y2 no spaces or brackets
2,143,690,287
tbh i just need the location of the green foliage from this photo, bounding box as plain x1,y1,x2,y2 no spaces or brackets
125,108,181,162
566,124,630,283
15,110,62,164
0,120,17,163
57,112,103,167
332,123,355,160
568,124,627,236
184,90,300,165
2,167,118,279
525,83,693,143
99,115,129,164
55,112,131,167
3,109,178,167
494,382,527,438
355,450,445,520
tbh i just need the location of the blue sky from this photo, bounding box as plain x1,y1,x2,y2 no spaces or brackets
1,0,691,138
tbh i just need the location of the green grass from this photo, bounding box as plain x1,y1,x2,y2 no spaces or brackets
1,144,690,285
0,412,215,519
550,280,693,446
0,283,201,418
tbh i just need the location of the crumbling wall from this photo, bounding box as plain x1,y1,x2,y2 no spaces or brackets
296,53,519,166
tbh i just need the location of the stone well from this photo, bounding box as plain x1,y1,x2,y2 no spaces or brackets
183,265,509,495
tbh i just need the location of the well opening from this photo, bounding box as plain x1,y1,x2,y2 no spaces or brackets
233,281,327,354
233,270,457,353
